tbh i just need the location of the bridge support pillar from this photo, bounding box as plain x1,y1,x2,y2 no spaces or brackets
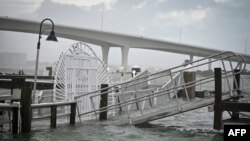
102,45,110,65
189,55,193,62
121,46,129,70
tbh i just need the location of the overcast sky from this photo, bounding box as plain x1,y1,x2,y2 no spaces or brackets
0,0,249,69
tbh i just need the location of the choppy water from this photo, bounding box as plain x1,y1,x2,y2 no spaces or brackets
0,107,224,141
1,74,249,141
0,125,223,141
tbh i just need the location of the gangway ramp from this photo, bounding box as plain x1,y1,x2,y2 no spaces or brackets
120,94,231,125
74,51,246,125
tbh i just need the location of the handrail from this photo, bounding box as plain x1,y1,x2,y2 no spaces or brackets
162,72,180,88
121,70,149,92
74,51,246,122
31,101,76,109
78,71,240,116
123,70,148,83
0,75,54,80
75,51,240,98
0,103,19,108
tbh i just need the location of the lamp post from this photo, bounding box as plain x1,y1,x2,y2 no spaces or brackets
245,35,248,55
33,18,58,103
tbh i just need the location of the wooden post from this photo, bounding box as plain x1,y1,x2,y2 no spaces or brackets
11,78,14,95
117,96,123,112
70,103,76,125
51,105,57,128
20,87,32,133
134,93,140,110
232,69,240,119
213,68,222,130
115,87,123,112
12,107,19,134
18,78,25,89
148,95,153,108
99,84,108,120
183,71,196,99
233,69,240,98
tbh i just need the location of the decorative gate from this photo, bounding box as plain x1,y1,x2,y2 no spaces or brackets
53,42,112,119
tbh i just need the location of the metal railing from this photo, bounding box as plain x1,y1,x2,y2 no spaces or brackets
121,70,149,92
74,51,246,123
31,101,76,128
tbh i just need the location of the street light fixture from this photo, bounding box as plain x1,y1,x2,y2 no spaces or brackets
33,18,58,102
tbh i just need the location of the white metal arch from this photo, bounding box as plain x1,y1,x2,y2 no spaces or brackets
53,42,112,102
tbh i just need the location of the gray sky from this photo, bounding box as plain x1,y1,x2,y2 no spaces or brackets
0,0,250,69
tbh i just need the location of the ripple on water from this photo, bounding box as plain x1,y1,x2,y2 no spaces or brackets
0,106,225,141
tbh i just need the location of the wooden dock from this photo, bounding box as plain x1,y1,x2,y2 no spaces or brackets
0,103,19,134
0,75,54,90
213,68,250,130
0,75,77,134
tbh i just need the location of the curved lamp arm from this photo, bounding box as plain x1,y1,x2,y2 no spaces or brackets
37,18,55,49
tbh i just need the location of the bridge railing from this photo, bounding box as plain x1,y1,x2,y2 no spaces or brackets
74,51,246,123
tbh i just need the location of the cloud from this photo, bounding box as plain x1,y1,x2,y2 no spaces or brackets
51,0,117,9
133,0,147,9
214,0,228,3
137,25,146,34
155,8,207,27
0,0,43,17
157,0,167,3
191,9,206,21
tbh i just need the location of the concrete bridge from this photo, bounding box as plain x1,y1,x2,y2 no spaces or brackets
1,17,250,69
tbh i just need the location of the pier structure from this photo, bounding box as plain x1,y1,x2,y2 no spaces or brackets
213,68,250,129
72,51,249,126
0,77,76,133
0,41,112,133
0,17,250,134
0,50,250,133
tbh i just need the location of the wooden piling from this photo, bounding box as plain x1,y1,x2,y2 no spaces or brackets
183,71,196,99
11,78,14,95
232,69,240,119
70,103,76,125
213,68,222,130
12,107,19,134
51,105,57,128
233,69,240,97
134,93,140,110
20,87,32,133
99,84,108,120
